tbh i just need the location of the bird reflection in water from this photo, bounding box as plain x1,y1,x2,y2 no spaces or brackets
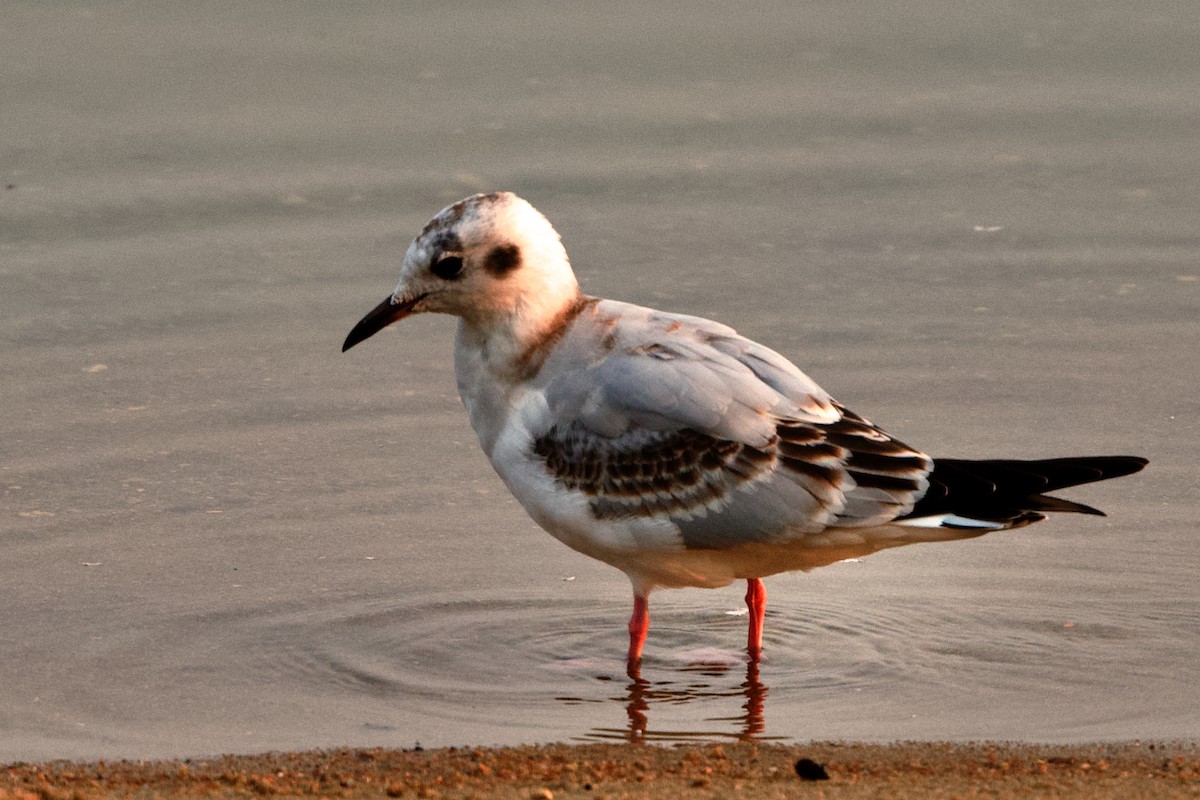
562,654,781,743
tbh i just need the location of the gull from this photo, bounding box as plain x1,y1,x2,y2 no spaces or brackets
343,192,1147,675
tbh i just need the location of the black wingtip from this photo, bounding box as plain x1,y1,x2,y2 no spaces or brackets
902,454,1148,526
1101,455,1149,473
1028,494,1107,516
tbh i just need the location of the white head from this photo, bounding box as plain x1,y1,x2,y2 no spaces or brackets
343,192,580,351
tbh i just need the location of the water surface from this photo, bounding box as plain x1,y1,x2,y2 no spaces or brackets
2,0,1198,761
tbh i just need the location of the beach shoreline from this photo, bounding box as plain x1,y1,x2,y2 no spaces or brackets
5,741,1197,799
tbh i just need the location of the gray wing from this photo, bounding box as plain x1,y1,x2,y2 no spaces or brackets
532,304,932,546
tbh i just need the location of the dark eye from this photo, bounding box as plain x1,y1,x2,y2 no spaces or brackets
432,254,464,280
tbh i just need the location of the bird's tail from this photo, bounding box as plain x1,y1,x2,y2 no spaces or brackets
896,455,1148,530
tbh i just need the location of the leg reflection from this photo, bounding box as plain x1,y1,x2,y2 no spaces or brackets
618,654,769,742
623,674,650,743
740,655,766,739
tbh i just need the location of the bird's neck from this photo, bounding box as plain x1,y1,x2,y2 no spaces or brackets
453,289,591,458
456,288,591,382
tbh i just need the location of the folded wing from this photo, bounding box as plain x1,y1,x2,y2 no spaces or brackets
532,305,933,547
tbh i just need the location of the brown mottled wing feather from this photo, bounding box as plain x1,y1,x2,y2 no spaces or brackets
778,404,932,526
531,423,776,521
531,402,934,542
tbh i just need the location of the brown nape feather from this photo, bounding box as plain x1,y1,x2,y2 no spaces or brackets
900,455,1148,527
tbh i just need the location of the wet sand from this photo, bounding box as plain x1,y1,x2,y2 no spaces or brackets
5,742,1199,799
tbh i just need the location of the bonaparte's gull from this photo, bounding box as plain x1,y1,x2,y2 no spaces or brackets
343,192,1147,674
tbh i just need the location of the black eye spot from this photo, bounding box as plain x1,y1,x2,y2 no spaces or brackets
432,254,464,280
484,243,522,277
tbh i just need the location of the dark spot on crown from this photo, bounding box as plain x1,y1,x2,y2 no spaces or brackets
430,231,463,253
421,202,469,236
484,243,522,277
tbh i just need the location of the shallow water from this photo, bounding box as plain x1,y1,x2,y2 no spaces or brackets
2,1,1198,762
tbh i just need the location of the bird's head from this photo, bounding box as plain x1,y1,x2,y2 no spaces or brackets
342,192,579,352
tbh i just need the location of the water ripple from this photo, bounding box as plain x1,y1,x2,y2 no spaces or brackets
94,586,1197,747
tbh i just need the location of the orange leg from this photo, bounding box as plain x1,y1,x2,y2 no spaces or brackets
745,578,767,658
627,593,649,675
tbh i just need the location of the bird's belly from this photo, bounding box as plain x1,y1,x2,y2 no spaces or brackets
603,524,992,590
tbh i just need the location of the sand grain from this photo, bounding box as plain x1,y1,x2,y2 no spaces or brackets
5,742,1197,800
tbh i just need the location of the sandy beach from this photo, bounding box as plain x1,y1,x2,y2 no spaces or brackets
5,742,1199,800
